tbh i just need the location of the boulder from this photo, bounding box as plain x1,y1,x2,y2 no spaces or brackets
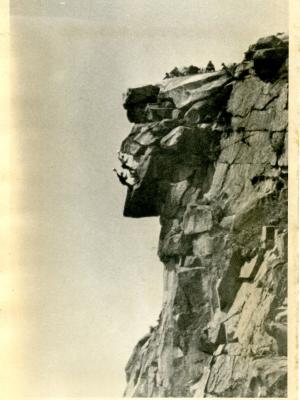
123,85,160,123
123,85,160,108
183,205,213,235
184,99,220,124
192,233,214,257
253,47,288,80
160,126,191,150
251,35,286,51
159,70,232,109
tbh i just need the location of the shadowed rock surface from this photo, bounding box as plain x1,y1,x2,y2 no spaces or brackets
116,34,288,397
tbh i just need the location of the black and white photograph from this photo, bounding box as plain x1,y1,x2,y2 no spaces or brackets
1,0,298,398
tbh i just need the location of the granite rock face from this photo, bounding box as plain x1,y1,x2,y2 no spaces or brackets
116,34,288,397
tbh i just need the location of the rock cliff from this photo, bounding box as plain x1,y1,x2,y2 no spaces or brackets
115,34,288,397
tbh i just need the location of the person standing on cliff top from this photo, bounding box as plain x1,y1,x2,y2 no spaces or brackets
205,60,215,72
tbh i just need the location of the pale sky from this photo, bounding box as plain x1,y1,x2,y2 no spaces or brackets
9,0,288,397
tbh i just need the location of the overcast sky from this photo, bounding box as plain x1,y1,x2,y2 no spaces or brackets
9,0,288,397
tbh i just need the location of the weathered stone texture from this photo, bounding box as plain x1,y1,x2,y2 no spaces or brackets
116,34,288,397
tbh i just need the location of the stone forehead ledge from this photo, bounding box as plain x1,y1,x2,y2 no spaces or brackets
158,69,232,109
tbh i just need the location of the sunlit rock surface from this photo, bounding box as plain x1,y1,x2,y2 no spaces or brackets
116,34,288,397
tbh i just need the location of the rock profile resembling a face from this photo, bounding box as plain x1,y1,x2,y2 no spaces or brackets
115,34,288,398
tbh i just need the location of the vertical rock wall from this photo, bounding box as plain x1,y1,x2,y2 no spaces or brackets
116,34,288,397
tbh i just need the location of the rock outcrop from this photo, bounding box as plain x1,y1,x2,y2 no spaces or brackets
116,34,288,397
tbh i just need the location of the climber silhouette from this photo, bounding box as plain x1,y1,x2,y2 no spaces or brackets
113,168,132,187
221,63,236,78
